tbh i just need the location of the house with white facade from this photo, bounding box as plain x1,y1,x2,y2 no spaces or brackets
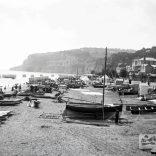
132,57,156,73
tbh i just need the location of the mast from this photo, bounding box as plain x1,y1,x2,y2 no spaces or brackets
77,66,78,80
102,47,107,120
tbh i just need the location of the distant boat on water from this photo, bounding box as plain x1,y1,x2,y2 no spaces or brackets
22,74,26,78
2,74,16,79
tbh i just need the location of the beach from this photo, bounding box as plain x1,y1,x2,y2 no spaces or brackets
0,87,156,156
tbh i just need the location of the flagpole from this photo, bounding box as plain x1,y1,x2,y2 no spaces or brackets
102,47,107,121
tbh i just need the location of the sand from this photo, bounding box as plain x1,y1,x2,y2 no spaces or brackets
0,87,155,156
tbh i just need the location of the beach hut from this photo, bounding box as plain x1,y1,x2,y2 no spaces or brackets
99,75,111,85
51,74,59,81
115,78,124,85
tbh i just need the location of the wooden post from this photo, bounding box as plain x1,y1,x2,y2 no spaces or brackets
77,67,78,80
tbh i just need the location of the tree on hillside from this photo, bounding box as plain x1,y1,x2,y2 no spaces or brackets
97,67,118,78
140,73,147,82
91,70,96,74
119,68,128,78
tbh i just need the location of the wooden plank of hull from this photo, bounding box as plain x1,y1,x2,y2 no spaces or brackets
66,105,121,113
118,92,138,95
3,94,13,97
17,93,33,96
67,103,122,113
64,103,122,120
93,85,104,88
0,102,20,106
0,111,12,117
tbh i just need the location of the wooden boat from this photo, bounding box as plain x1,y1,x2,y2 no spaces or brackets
130,105,156,114
17,92,33,96
3,92,15,97
0,111,13,121
92,81,106,88
66,102,122,113
148,99,156,104
93,84,105,88
0,99,22,106
17,90,44,97
126,104,156,111
126,105,156,111
118,90,138,95
0,111,12,117
64,48,123,120
65,102,123,119
67,83,82,89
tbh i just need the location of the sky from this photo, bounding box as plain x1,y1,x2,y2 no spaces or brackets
0,0,156,69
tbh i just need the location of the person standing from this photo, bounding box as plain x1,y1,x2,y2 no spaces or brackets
27,97,32,107
11,87,14,91
13,89,18,97
19,84,21,91
115,109,119,124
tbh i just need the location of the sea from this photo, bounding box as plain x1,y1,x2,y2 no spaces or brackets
0,69,60,89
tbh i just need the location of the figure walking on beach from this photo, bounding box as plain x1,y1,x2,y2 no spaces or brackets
12,89,18,97
26,96,32,107
19,84,21,91
11,87,14,91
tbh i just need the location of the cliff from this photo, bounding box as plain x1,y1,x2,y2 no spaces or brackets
11,47,135,74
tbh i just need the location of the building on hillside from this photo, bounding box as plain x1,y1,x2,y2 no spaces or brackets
126,66,132,72
132,57,156,73
140,64,156,73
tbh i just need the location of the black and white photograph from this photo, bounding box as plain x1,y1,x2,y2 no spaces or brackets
0,0,156,155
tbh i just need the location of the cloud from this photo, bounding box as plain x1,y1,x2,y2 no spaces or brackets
0,13,77,69
0,0,156,69
0,0,62,9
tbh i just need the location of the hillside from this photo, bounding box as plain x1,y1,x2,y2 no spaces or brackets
11,47,135,74
109,46,156,68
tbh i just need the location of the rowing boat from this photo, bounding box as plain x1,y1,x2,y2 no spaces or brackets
65,102,123,119
0,99,22,106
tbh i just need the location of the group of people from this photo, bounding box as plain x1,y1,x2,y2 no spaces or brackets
11,84,22,92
